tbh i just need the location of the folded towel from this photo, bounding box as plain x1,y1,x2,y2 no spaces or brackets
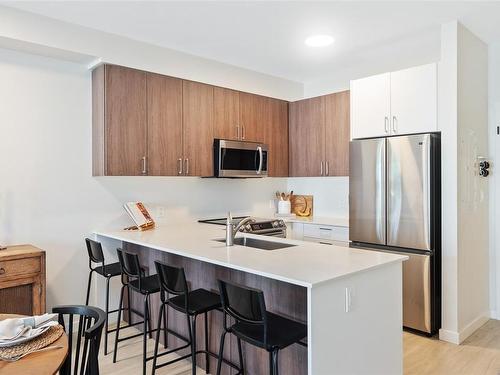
0,314,59,343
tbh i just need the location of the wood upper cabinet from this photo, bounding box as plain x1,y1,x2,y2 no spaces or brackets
93,64,288,177
239,92,266,142
93,64,147,176
324,91,350,176
289,91,350,177
146,73,183,176
214,87,240,140
182,81,214,177
266,98,289,177
289,96,325,177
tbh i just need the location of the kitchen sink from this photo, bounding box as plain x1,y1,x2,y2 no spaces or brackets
215,237,296,250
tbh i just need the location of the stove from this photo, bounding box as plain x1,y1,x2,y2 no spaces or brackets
198,216,287,237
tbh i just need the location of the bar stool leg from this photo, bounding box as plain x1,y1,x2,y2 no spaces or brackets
237,337,244,374
152,303,164,375
204,312,209,373
143,294,149,375
271,349,279,375
104,276,111,355
163,303,168,349
147,294,153,339
85,270,93,305
191,315,197,375
127,285,132,322
216,331,227,375
113,285,125,363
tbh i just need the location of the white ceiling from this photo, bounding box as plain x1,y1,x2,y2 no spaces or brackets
3,1,500,83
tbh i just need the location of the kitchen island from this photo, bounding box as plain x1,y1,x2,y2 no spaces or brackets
95,222,406,375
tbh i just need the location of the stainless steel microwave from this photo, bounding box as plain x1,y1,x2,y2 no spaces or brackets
213,139,268,178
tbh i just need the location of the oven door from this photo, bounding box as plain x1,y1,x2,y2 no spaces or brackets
214,139,268,177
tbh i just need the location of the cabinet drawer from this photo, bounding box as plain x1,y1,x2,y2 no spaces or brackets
0,257,40,279
303,237,349,247
303,224,349,241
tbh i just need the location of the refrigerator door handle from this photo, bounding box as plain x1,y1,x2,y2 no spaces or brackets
376,140,386,244
422,137,431,249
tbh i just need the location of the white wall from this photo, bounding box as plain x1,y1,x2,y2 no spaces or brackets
456,23,490,336
438,22,490,344
0,47,287,309
0,5,303,101
488,44,500,320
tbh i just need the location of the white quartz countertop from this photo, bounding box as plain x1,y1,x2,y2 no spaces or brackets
94,222,405,288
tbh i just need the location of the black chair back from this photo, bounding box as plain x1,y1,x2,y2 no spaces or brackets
117,249,146,290
53,305,106,375
85,238,105,265
218,280,267,325
154,261,189,306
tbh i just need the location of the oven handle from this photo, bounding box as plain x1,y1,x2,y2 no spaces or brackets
256,146,263,175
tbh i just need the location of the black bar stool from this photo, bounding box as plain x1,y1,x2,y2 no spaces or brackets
113,249,161,375
85,238,123,355
216,280,308,375
151,261,241,375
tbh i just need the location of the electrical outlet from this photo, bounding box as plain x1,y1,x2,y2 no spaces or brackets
156,206,166,219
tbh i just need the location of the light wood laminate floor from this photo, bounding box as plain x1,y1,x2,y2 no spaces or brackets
99,320,500,374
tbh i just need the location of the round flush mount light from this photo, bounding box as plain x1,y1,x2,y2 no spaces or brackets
305,34,334,47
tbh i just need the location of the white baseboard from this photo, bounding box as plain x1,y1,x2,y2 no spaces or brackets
490,310,499,320
439,328,460,344
440,311,491,344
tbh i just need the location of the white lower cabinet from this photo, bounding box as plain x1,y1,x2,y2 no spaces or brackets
289,222,349,245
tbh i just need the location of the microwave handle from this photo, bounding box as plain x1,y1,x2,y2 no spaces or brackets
256,146,263,174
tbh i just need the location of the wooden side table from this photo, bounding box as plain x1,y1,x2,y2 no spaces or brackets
0,245,46,315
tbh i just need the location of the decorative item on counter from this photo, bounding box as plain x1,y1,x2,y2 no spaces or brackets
123,202,155,231
274,191,294,216
290,195,313,217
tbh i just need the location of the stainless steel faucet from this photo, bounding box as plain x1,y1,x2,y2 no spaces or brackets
225,212,255,246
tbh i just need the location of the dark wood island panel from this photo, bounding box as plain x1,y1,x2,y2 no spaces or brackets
122,242,308,375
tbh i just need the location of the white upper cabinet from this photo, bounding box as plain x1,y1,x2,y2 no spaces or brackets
390,63,437,136
350,63,437,139
350,72,391,139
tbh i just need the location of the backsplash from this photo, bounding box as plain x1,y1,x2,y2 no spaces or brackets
287,177,349,218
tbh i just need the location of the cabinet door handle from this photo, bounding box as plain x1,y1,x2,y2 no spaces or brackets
319,242,333,245
184,158,189,175
236,125,240,139
325,161,329,176
384,116,389,133
392,116,397,133
141,156,147,175
242,126,245,140
177,158,183,175
0,268,5,275
320,161,324,176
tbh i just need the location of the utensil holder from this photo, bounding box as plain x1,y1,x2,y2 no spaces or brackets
278,200,291,215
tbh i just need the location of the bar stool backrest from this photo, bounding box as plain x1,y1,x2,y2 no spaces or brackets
117,249,144,289
218,280,268,342
154,261,189,307
85,238,105,267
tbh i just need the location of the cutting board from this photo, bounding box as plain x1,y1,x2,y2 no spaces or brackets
290,195,313,217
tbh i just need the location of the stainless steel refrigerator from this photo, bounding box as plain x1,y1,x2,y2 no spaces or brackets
349,133,441,335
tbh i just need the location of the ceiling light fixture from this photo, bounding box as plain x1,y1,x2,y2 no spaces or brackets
305,34,334,47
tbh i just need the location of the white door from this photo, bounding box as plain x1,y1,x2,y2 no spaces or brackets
350,72,391,139
390,63,437,135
